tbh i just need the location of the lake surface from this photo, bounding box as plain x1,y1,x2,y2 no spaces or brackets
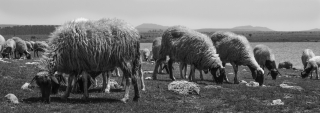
141,42,320,69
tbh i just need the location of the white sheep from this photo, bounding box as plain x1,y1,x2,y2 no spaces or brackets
140,48,151,62
210,31,264,86
153,26,225,83
301,49,315,69
12,37,31,59
0,35,5,54
301,56,320,79
253,44,281,80
33,41,49,57
2,39,16,59
39,18,141,103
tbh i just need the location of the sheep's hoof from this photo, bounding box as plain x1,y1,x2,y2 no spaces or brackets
120,98,128,103
234,81,240,84
104,89,111,94
141,88,146,91
133,96,139,102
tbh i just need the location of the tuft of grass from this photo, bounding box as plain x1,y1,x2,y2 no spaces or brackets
1,56,320,112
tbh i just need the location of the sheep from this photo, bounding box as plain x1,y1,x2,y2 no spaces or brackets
33,41,49,57
278,61,293,69
11,37,31,59
210,31,264,86
301,56,320,79
140,48,151,62
301,49,315,69
152,25,225,83
25,41,33,51
39,18,141,103
152,37,169,74
253,44,281,80
2,39,16,59
0,35,5,54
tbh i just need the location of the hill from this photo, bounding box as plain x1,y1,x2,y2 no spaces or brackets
232,25,274,31
307,28,320,31
0,24,19,28
135,23,169,32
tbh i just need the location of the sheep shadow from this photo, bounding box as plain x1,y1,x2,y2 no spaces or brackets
22,97,121,104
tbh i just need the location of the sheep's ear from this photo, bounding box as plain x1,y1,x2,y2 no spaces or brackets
50,76,59,84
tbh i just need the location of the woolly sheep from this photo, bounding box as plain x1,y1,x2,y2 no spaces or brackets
253,44,281,80
0,35,5,54
153,26,225,83
152,37,169,74
278,61,293,69
301,56,320,79
33,41,49,57
25,41,33,51
12,37,31,59
210,31,264,86
301,49,315,69
2,39,16,59
39,18,141,103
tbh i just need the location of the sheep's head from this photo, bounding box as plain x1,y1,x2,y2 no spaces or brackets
255,68,264,86
270,69,278,80
210,65,225,84
33,71,65,103
26,52,31,59
301,67,312,78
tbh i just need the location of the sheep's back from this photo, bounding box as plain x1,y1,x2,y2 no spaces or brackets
49,18,140,73
160,26,220,69
253,44,275,66
12,37,27,53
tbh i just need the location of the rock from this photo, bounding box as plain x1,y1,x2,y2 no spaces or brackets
279,83,303,91
270,99,284,105
109,79,121,89
145,77,152,80
204,85,222,89
246,81,259,87
21,82,33,91
144,71,153,74
242,69,247,72
228,73,233,75
168,80,200,95
25,62,39,65
5,93,19,104
240,80,247,84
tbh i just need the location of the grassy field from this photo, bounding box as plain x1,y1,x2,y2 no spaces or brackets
1,53,320,112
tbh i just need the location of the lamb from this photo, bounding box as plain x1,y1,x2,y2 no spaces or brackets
38,18,141,103
210,31,264,86
301,49,315,69
33,41,49,57
253,44,281,80
140,48,151,62
2,39,16,59
12,37,31,59
152,25,225,83
301,56,320,79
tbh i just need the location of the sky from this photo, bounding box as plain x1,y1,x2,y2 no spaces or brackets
0,0,319,31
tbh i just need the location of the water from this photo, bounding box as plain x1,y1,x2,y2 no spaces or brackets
140,42,320,69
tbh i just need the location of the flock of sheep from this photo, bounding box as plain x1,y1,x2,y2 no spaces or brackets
0,35,49,59
2,17,317,104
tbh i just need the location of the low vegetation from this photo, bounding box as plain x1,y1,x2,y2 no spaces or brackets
1,54,320,112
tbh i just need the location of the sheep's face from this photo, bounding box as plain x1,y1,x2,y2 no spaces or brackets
210,66,225,84
255,68,264,86
301,67,312,78
34,72,65,103
270,69,278,80
26,53,31,59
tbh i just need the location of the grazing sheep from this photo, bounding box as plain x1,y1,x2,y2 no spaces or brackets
210,31,264,85
278,61,293,69
301,49,315,69
40,18,141,103
301,56,320,79
0,35,5,54
153,26,225,83
152,37,169,74
33,41,49,57
2,39,16,59
12,37,31,59
253,44,281,80
140,48,150,62
25,41,33,51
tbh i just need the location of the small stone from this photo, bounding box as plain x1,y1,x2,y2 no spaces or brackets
5,93,19,104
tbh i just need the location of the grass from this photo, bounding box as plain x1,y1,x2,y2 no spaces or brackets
1,53,320,112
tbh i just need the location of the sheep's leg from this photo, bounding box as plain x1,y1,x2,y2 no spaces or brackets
222,63,231,83
179,63,186,79
168,59,176,81
159,63,163,74
62,74,75,99
101,72,107,92
188,65,196,82
310,69,313,79
81,72,89,100
132,71,140,101
316,66,319,80
199,69,204,81
153,58,165,80
139,67,146,91
231,62,239,84
121,71,132,103
115,68,121,77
